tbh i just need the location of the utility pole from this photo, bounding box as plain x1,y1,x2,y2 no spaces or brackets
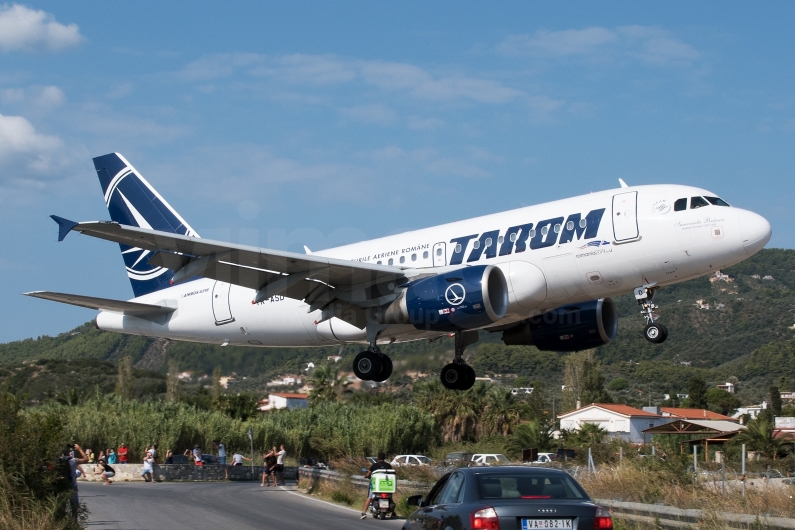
693,445,698,484
248,427,254,474
741,444,746,497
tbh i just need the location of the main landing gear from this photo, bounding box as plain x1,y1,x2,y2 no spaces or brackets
352,347,393,382
440,331,478,391
634,283,668,344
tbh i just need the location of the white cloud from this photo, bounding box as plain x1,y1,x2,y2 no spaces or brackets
497,25,700,67
339,104,396,125
0,113,62,174
498,27,618,57
0,4,84,52
0,85,65,109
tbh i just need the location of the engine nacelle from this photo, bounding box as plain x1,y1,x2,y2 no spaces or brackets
502,298,617,352
378,265,509,332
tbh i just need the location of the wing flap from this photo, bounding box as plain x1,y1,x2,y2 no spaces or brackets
24,291,176,316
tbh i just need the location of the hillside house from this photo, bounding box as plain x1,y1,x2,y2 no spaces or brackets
258,392,309,412
558,404,665,444
716,382,735,394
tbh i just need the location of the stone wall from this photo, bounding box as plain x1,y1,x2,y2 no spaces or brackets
80,463,297,482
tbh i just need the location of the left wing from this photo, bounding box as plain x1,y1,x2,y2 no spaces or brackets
24,291,176,317
52,217,408,324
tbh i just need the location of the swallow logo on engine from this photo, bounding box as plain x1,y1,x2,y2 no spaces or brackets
445,283,466,306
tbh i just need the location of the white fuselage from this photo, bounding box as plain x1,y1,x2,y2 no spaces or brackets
96,184,770,347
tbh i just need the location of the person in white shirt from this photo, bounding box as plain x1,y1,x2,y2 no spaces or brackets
214,441,228,479
231,452,252,466
141,452,155,483
273,445,287,486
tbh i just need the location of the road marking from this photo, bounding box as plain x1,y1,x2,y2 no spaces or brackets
279,486,362,514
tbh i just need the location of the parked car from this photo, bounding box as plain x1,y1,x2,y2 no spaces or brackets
402,466,612,530
391,455,432,467
536,452,557,464
471,453,511,466
444,452,475,467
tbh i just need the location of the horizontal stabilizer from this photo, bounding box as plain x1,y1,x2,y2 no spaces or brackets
24,291,176,316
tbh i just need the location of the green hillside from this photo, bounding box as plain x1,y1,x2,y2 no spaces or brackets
2,249,794,405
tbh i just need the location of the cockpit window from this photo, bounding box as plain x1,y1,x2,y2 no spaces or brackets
674,198,687,211
690,196,709,209
705,196,730,207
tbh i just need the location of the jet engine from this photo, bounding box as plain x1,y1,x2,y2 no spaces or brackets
377,264,509,332
502,298,617,351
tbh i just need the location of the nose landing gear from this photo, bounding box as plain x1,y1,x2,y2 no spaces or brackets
440,330,478,390
635,283,668,343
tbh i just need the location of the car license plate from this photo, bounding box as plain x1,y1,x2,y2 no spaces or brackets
521,519,573,529
379,499,390,509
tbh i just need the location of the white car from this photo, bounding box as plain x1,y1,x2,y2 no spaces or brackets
471,453,511,466
390,455,432,467
535,453,557,463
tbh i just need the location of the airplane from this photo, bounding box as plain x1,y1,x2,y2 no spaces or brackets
26,153,772,390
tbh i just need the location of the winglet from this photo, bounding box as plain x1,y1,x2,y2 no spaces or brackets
618,178,629,188
303,245,312,255
50,215,79,242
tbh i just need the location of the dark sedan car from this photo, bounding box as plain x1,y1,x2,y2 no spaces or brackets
403,466,611,530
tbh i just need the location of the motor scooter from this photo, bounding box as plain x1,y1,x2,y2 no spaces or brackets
365,468,397,520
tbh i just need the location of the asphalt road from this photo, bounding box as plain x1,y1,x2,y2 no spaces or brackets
81,481,405,530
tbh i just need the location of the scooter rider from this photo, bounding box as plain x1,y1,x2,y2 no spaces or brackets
360,452,392,519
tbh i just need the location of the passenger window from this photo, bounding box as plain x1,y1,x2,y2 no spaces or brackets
485,237,492,247
510,233,517,243
438,472,466,505
400,256,406,264
377,261,382,265
423,251,429,259
411,254,417,261
388,258,393,266
566,221,574,231
690,196,709,209
674,198,687,211
473,240,481,250
497,236,504,245
455,244,462,253
705,196,730,207
579,218,586,228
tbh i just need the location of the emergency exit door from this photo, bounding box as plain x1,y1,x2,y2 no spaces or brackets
212,281,235,325
432,242,446,266
612,191,639,241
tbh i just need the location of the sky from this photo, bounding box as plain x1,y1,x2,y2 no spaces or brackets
1,2,794,342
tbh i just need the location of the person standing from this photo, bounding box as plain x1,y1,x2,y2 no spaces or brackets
214,441,228,479
141,451,155,483
61,444,89,524
260,447,276,486
117,443,128,464
274,445,287,486
149,444,158,462
107,449,117,464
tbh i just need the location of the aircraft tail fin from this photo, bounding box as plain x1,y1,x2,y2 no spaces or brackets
92,153,199,297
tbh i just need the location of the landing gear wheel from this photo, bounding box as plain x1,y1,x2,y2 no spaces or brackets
353,351,383,381
371,355,393,383
441,363,465,390
460,365,476,390
644,323,666,344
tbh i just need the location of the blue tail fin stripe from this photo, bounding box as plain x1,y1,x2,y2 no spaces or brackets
92,152,200,297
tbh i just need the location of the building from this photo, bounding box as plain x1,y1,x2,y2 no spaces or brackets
558,403,665,444
716,382,735,394
511,387,534,395
781,391,795,401
732,402,767,420
258,392,309,412
655,407,738,422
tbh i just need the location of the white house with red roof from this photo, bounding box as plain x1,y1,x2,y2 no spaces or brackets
655,407,738,422
558,403,665,443
258,392,309,412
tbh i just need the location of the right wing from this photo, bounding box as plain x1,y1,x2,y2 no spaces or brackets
24,291,176,317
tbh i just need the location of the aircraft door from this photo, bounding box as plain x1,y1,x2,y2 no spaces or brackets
212,281,235,325
612,191,639,241
432,242,446,267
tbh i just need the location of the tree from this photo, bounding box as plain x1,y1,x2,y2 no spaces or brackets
114,356,133,400
562,351,611,411
607,378,629,392
214,393,259,420
686,377,707,409
769,386,783,417
166,359,181,403
211,366,222,400
705,388,741,415
732,417,790,459
505,419,554,457
307,364,349,403
564,423,608,447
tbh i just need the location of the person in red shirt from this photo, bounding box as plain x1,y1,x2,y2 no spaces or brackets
118,443,128,464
